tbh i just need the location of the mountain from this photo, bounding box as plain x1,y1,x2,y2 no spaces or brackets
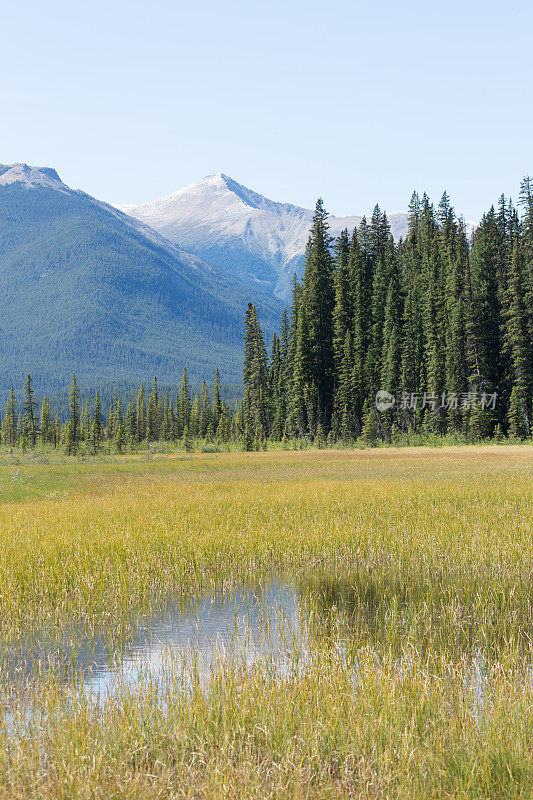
119,174,412,301
0,164,282,394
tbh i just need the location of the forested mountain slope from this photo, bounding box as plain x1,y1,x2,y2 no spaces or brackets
0,164,282,393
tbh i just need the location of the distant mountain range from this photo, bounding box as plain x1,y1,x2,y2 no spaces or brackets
0,164,281,393
119,173,412,301
0,164,476,395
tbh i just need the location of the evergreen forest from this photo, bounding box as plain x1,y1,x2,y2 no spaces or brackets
2,179,532,452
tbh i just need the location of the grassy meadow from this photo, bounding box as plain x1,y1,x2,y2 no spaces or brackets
0,446,532,798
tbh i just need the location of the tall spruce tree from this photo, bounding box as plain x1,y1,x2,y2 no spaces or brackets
178,367,191,436
22,374,38,447
40,397,52,444
350,226,370,424
332,229,352,376
519,177,533,347
302,200,335,429
92,391,104,452
67,373,80,454
242,303,268,437
288,304,311,437
468,212,500,437
212,368,223,430
503,240,531,436
147,377,159,441
125,399,137,444
136,383,147,442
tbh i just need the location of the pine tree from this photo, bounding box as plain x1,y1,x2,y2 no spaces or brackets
518,177,533,349
39,397,52,444
200,381,211,437
106,387,119,441
467,212,500,437
268,333,284,440
190,393,201,439
157,395,164,440
365,247,392,403
212,368,223,431
126,399,137,444
302,199,335,429
67,373,80,454
420,212,447,434
400,288,418,431
507,384,529,438
1,388,17,449
279,307,290,369
288,304,311,437
285,276,301,391
333,330,354,441
162,391,173,441
502,240,531,436
92,391,104,452
243,303,257,386
242,304,268,438
407,191,422,241
22,374,38,447
178,367,191,437
332,229,352,375
147,377,159,442
242,387,255,451
445,222,469,433
136,383,147,442
370,205,391,267
380,258,404,434
53,413,61,448
81,399,92,443
350,226,370,423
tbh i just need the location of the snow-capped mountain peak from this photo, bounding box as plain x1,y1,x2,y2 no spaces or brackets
0,163,231,281
117,174,410,301
0,163,70,193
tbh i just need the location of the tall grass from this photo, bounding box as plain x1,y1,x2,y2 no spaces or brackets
0,446,531,797
3,645,533,798
0,447,530,638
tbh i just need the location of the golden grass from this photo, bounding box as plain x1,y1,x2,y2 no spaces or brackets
0,447,530,637
0,446,531,798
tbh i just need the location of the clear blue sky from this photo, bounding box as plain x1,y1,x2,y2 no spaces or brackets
1,0,531,221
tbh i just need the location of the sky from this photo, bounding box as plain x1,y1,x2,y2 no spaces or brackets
0,0,531,221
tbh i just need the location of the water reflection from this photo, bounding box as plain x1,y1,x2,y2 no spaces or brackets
1,583,302,701
1,575,531,708
90,583,302,699
298,573,533,660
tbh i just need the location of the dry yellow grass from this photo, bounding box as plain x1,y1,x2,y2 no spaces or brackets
0,446,530,636
0,446,531,798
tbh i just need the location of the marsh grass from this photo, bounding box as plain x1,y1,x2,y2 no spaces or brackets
0,446,531,797
2,644,532,798
0,447,530,636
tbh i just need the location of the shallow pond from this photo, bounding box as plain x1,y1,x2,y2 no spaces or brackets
1,575,531,713
1,583,304,704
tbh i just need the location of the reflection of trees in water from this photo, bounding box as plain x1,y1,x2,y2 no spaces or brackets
296,572,533,662
297,574,384,643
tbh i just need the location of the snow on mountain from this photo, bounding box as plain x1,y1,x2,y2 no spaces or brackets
0,163,71,193
0,163,283,389
0,163,224,279
118,174,411,301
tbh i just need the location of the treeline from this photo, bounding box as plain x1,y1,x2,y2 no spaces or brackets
0,371,237,453
1,180,531,453
242,179,532,444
